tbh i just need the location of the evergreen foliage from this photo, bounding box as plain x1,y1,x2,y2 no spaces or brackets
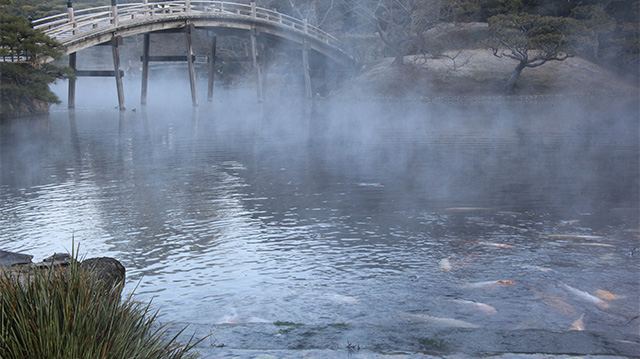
0,13,72,118
487,13,578,92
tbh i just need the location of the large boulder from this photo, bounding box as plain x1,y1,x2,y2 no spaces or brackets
0,250,33,267
0,251,125,294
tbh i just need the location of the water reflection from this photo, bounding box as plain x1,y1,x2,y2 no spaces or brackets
0,97,638,340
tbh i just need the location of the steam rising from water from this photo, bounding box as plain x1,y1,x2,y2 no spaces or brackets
2,76,638,348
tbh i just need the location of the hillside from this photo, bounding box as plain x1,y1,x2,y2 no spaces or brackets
333,49,639,99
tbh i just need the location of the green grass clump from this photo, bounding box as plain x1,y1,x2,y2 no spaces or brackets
0,258,201,359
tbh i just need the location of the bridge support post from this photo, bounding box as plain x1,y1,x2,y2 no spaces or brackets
68,52,76,109
302,19,312,100
249,29,263,103
207,36,216,102
302,41,312,100
185,23,198,106
141,33,150,105
111,36,126,110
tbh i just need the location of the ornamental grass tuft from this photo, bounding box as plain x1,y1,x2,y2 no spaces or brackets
0,252,201,359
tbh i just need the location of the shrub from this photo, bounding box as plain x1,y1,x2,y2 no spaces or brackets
0,256,201,359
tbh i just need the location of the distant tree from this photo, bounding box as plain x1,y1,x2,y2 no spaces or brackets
347,0,460,66
487,13,579,93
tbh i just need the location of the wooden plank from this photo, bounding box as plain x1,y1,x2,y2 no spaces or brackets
75,70,125,77
139,55,192,62
96,36,123,46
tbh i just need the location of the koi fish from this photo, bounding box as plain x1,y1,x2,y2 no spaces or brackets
562,284,609,309
557,220,582,227
595,290,626,300
439,258,452,272
532,289,575,316
498,224,529,232
444,207,494,211
460,240,515,249
520,264,554,272
539,234,602,240
558,242,615,248
326,294,358,303
451,299,496,314
217,314,269,324
570,314,585,331
401,313,479,328
463,280,515,289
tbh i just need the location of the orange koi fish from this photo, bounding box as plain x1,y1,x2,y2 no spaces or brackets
532,289,576,316
595,290,626,300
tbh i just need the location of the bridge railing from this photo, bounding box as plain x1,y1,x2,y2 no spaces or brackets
32,1,345,52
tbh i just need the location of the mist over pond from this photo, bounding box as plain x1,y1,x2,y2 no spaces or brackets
0,78,638,355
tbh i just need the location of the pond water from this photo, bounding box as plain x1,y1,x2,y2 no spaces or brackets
0,87,638,355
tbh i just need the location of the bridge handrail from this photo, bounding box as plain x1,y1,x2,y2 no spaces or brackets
32,0,346,52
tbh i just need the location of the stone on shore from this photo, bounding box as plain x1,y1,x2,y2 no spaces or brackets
0,250,125,293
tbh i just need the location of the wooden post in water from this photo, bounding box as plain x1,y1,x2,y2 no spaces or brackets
111,36,126,110
185,23,198,106
141,33,150,105
249,28,263,103
207,35,217,102
301,19,312,100
68,52,76,109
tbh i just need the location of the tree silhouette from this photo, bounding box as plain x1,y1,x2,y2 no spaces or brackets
487,13,578,93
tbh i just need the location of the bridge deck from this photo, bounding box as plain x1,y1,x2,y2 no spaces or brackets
31,1,354,66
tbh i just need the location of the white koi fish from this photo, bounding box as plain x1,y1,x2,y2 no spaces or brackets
451,299,496,314
558,242,615,248
463,280,516,289
520,264,554,272
326,294,358,303
562,284,609,309
445,207,494,212
439,258,453,272
401,313,479,328
460,240,515,249
570,314,585,331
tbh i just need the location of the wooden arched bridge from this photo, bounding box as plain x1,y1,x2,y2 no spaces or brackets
31,0,356,109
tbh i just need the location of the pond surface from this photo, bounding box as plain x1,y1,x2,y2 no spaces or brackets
1,91,638,355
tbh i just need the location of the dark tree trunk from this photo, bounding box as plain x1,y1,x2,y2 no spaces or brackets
503,61,527,93
392,53,405,66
